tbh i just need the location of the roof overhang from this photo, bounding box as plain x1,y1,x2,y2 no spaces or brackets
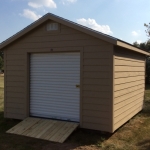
0,13,149,56
117,40,150,56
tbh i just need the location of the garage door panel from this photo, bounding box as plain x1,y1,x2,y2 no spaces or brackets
31,105,79,111
30,93,79,98
30,85,79,90
30,96,78,101
30,68,80,72
31,70,79,74
31,60,80,67
31,108,79,114
30,74,79,77
30,53,80,122
31,113,79,120
31,112,79,121
30,96,79,101
31,101,78,108
31,95,79,101
30,77,80,80
31,60,80,64
30,72,80,75
31,79,79,82
31,54,79,59
30,88,79,92
31,112,79,119
31,55,80,59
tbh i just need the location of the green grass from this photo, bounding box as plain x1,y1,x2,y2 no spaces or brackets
101,84,150,150
0,76,150,150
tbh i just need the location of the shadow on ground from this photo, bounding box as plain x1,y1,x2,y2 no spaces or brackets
142,84,150,116
137,139,150,150
141,102,150,117
0,111,20,132
67,128,112,145
136,84,150,150
0,111,112,150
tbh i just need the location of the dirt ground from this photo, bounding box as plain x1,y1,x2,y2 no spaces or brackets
42,143,101,150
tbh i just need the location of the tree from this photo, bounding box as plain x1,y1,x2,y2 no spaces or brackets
0,51,3,58
144,23,150,39
133,41,150,52
133,36,150,83
133,41,140,48
0,56,4,71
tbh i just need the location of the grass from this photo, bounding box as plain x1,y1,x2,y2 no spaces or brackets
101,84,150,150
0,76,150,150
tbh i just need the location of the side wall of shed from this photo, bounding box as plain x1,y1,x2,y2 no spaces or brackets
3,21,113,132
113,46,145,131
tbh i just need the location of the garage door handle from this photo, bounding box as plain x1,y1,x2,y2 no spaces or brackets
76,84,80,88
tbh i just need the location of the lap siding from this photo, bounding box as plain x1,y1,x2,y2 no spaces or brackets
83,116,110,125
115,71,145,78
83,110,110,118
114,105,143,130
4,22,113,132
82,122,109,131
114,94,144,111
82,45,113,132
83,97,110,105
113,47,145,131
114,80,144,91
5,50,26,119
114,84,144,98
6,113,26,119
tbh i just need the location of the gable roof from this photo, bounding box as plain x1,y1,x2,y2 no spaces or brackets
0,13,149,56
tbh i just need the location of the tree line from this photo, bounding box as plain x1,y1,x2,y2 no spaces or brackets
133,23,150,83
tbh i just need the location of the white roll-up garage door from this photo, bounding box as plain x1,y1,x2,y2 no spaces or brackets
30,53,80,122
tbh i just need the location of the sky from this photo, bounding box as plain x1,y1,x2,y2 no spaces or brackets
0,0,150,44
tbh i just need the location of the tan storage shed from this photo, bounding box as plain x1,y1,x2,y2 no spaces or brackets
0,13,149,133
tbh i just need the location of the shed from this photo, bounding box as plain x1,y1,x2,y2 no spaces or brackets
0,13,149,133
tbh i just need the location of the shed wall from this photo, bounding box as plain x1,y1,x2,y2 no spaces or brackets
4,21,113,132
113,46,145,131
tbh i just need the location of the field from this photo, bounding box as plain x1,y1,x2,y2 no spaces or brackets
0,76,150,150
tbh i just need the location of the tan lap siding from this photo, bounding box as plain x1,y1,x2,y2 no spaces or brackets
82,45,113,132
5,52,26,119
114,47,145,131
4,22,113,132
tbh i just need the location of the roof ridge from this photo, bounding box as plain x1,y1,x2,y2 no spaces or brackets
0,13,149,55
1,13,117,45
